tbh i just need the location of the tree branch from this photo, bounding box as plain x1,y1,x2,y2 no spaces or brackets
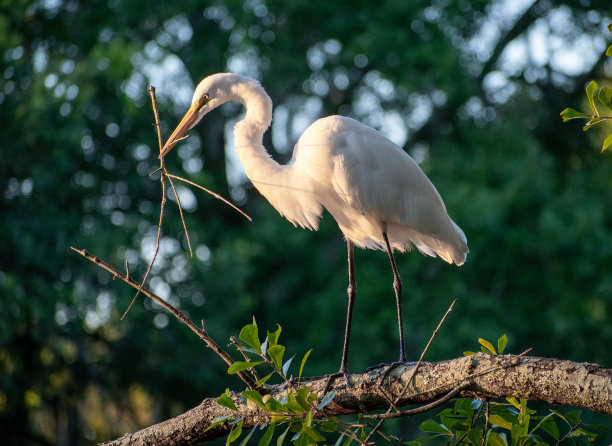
99,354,611,446
70,247,257,391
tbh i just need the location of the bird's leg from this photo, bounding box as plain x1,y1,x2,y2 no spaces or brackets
382,230,406,363
340,239,356,373
323,240,355,395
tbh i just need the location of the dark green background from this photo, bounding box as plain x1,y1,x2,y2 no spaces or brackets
1,0,611,444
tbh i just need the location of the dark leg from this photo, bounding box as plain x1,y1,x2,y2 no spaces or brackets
323,240,355,394
339,240,356,373
382,230,406,363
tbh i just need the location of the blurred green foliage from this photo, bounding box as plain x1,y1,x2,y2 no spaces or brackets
1,0,611,444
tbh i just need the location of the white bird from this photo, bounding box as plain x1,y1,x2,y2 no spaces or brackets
160,73,468,381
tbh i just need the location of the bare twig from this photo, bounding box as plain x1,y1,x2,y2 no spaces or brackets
403,299,457,391
121,176,167,320
364,299,457,443
149,86,163,153
166,173,252,222
70,247,257,390
165,173,193,256
556,420,583,445
481,400,490,446
121,87,169,319
364,382,469,420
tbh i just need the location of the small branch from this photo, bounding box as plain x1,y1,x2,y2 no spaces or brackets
121,176,167,320
403,298,457,391
167,173,252,222
121,87,170,319
148,86,164,154
70,247,257,390
364,299,456,443
481,400,490,446
364,382,469,420
165,173,193,256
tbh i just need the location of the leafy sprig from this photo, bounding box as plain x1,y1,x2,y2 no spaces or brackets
411,335,604,445
560,23,612,152
211,318,337,446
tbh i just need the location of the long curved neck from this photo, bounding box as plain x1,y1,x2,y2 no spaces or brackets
231,79,285,185
232,80,273,149
229,78,321,230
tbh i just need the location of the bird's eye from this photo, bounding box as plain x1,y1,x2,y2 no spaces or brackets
196,94,210,109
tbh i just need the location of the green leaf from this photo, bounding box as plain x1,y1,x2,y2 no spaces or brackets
598,86,612,111
586,80,598,116
538,418,560,440
204,415,231,432
304,409,313,427
258,422,276,446
608,23,612,33
282,355,294,376
243,390,266,409
342,433,354,446
267,325,281,346
318,391,336,410
298,349,312,384
264,396,285,412
602,133,612,152
565,410,582,424
240,323,261,353
238,424,257,446
463,350,476,356
560,107,591,121
255,372,274,388
511,421,528,442
217,390,238,411
549,409,570,425
487,431,508,446
478,338,497,355
302,425,326,442
334,434,346,446
489,414,513,430
606,44,612,57
467,428,483,445
277,424,291,446
497,334,508,354
284,392,306,413
419,419,451,435
294,392,310,411
506,397,521,410
268,345,285,371
320,420,338,432
228,361,264,374
227,418,243,444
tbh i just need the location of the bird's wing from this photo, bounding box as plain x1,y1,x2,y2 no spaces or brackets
329,117,449,234
292,116,467,264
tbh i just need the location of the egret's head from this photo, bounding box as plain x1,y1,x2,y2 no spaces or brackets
159,73,248,158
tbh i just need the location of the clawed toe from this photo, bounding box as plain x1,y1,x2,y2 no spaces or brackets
322,370,351,395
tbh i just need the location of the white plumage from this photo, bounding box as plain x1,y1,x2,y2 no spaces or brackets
160,73,468,377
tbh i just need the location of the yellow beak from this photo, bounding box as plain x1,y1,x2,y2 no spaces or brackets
159,101,202,158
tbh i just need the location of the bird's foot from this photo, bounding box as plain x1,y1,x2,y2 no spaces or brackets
366,360,414,386
322,370,351,396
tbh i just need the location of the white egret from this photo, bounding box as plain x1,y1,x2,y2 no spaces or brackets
160,73,468,381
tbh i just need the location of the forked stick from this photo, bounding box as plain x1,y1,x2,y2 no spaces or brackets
122,86,250,319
